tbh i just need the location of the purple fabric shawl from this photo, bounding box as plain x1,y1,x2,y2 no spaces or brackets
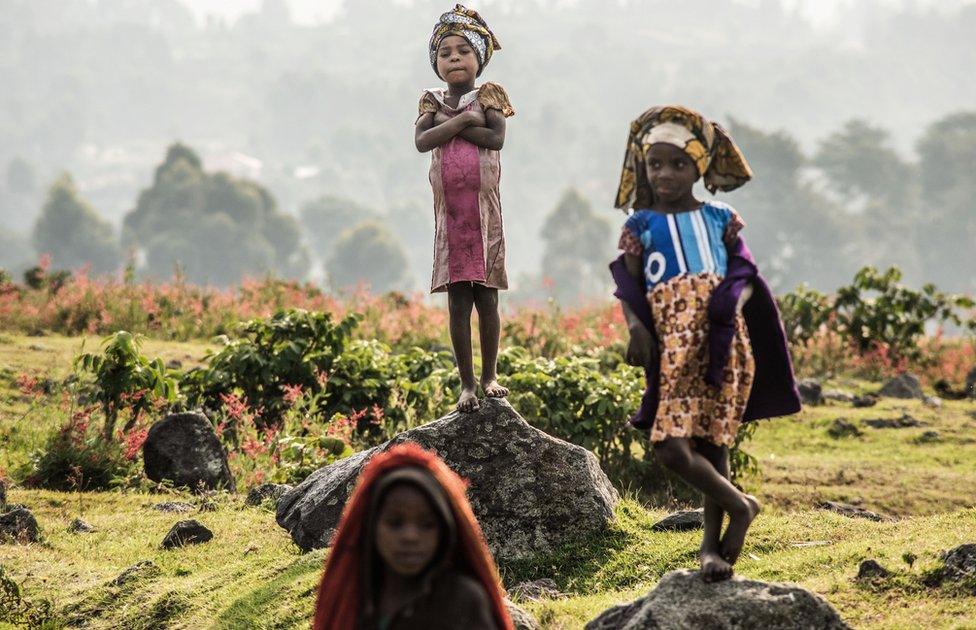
610,236,801,430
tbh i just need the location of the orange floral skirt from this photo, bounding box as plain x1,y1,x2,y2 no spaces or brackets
649,273,755,447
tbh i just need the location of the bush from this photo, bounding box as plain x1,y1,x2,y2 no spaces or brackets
26,413,137,491
74,331,179,439
182,309,360,427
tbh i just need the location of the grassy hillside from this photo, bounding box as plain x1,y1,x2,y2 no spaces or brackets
1,334,975,629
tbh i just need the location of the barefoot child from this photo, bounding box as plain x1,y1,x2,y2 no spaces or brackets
313,443,513,630
610,106,801,582
415,5,515,412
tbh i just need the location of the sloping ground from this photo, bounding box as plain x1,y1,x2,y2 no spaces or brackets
1,334,975,628
1,491,973,629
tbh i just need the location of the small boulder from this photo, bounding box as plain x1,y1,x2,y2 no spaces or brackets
143,412,235,492
878,373,923,399
823,389,854,403
923,395,942,408
161,519,213,549
0,506,39,543
277,399,619,561
966,367,976,399
245,483,293,507
827,419,863,439
152,501,195,513
584,569,851,629
165,358,183,370
798,378,824,406
863,414,923,429
851,394,878,408
817,501,887,522
111,560,160,586
68,518,96,534
856,559,890,580
506,600,541,630
511,578,565,601
651,509,704,532
914,430,941,444
941,544,976,581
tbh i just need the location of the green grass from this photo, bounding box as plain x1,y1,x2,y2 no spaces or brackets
1,334,975,628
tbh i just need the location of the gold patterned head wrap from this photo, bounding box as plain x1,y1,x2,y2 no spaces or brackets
429,4,501,79
613,105,753,211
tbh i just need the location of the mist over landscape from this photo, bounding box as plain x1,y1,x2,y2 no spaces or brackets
2,0,974,297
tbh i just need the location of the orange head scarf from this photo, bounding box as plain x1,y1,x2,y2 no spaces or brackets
312,442,513,630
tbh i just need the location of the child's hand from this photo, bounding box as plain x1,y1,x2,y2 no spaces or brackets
462,108,487,127
626,324,658,369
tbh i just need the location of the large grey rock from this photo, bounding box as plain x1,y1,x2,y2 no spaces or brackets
0,506,39,543
143,412,235,492
277,399,619,560
878,373,923,399
585,569,850,629
797,378,824,406
511,578,565,601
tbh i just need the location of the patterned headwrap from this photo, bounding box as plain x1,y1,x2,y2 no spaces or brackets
429,4,501,79
613,105,753,211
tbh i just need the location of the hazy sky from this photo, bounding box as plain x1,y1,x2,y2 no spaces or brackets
187,0,970,27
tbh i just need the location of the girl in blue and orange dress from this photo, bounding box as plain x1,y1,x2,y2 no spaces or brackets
611,105,800,582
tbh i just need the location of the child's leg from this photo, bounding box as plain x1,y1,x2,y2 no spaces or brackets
654,437,760,565
694,439,733,582
448,283,479,412
472,285,508,398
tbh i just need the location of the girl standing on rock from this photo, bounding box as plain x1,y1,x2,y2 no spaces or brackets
312,443,512,630
610,105,801,582
415,4,515,413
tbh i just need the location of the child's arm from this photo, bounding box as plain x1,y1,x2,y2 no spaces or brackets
455,107,506,150
415,109,485,153
622,252,657,369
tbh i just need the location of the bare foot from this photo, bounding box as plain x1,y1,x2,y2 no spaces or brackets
456,387,480,413
699,549,734,583
481,379,509,398
720,494,761,565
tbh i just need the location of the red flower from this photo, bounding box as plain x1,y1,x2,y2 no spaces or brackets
282,383,304,406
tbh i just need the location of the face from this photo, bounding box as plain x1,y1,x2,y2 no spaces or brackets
374,484,442,578
644,143,700,204
435,35,479,85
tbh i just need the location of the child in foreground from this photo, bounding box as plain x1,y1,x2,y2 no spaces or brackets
415,4,515,413
312,443,512,630
610,105,801,582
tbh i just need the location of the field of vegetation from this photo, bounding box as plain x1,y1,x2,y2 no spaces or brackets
0,265,974,629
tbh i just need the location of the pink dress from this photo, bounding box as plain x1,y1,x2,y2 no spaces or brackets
418,83,514,293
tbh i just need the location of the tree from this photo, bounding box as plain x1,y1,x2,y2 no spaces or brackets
913,111,976,292
814,119,913,206
724,119,851,291
31,174,120,273
300,195,380,256
327,221,410,293
540,189,612,304
122,143,309,285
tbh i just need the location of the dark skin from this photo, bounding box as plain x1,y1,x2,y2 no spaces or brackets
414,34,508,413
622,143,757,582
